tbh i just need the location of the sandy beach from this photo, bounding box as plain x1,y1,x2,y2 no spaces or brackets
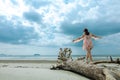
0,60,90,80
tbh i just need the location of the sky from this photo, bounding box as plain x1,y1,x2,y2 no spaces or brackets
0,0,120,55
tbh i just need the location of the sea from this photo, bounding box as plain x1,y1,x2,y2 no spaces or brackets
0,55,120,61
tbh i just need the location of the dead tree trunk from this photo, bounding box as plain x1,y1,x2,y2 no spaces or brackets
51,51,120,80
93,60,120,64
51,59,120,80
93,56,120,64
62,60,105,80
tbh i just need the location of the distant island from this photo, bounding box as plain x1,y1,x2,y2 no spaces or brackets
34,54,40,56
0,54,7,56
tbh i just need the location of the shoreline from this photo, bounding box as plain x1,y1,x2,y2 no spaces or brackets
0,59,57,63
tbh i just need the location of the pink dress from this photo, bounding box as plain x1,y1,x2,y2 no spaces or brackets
73,33,99,50
83,34,93,50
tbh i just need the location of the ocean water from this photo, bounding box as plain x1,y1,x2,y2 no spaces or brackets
0,55,120,61
0,55,57,60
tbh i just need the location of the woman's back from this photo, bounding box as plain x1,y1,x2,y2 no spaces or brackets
83,34,93,50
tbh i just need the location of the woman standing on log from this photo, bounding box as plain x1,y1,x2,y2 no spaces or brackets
73,28,101,63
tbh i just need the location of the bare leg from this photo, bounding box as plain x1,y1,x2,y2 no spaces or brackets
86,48,93,63
88,49,93,62
86,51,89,63
89,53,93,62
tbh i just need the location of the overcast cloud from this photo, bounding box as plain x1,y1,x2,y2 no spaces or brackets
0,0,120,55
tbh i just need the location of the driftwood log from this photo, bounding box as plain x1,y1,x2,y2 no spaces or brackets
51,53,120,80
51,59,120,80
63,60,105,80
93,60,120,65
93,56,120,64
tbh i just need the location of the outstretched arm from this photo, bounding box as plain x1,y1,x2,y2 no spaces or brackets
72,35,84,43
91,34,101,39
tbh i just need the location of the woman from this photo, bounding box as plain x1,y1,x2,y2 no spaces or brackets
73,28,101,63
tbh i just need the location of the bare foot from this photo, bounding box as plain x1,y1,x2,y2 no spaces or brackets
89,62,93,64
86,61,89,64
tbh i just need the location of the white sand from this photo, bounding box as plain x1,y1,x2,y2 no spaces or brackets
0,60,90,80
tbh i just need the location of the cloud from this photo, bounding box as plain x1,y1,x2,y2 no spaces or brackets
24,0,51,9
59,0,120,38
98,32,120,47
0,0,120,56
10,0,18,5
0,15,39,44
0,0,120,48
60,20,120,37
23,10,42,24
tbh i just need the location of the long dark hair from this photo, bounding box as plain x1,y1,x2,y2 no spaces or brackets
84,28,90,35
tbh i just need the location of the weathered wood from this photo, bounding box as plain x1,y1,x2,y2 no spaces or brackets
93,57,120,64
51,51,120,80
63,60,105,80
93,60,120,64
116,58,120,64
51,59,120,80
110,56,113,62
